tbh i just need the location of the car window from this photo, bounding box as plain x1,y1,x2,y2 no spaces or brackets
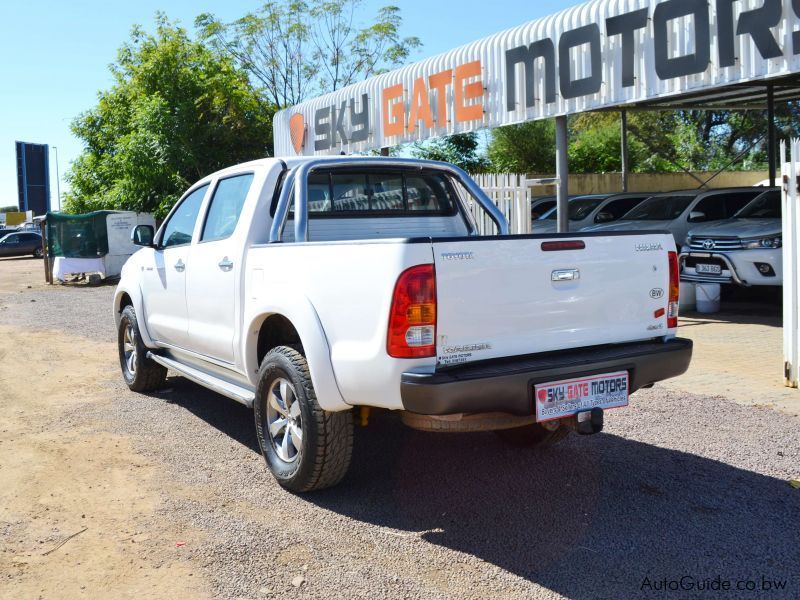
161,184,209,248
531,199,556,219
543,196,606,221
621,195,695,220
693,191,761,221
21,233,40,242
735,190,781,218
201,173,254,242
290,169,457,216
4,234,19,243
600,197,648,220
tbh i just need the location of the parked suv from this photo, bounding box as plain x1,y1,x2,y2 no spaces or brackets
680,188,782,286
535,192,651,233
584,188,764,247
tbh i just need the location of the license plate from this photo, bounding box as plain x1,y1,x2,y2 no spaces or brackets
696,263,722,274
534,371,629,422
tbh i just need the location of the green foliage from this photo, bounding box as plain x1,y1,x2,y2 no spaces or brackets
197,1,421,107
65,15,275,219
486,120,556,173
484,110,778,175
411,133,489,174
0,206,19,214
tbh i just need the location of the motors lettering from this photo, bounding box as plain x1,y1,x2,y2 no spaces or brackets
506,0,796,108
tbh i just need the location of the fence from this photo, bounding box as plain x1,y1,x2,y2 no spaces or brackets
781,142,800,388
469,174,531,235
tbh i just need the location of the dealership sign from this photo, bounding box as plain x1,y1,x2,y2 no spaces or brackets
274,0,800,155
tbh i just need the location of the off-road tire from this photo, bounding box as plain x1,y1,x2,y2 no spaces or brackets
494,422,571,448
118,305,167,392
254,346,353,492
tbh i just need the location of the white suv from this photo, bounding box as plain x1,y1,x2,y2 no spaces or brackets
680,189,782,287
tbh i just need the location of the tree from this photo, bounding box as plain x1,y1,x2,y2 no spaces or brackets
197,1,421,107
411,133,489,174
487,120,556,173
65,15,275,219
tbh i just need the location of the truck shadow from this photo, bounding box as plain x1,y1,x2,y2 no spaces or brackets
163,380,799,598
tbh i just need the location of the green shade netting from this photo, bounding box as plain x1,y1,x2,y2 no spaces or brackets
46,211,119,258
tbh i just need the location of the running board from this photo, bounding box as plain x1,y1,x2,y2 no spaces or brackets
147,352,255,407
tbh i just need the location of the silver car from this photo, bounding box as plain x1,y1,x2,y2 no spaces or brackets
680,188,782,286
583,187,764,248
535,192,651,233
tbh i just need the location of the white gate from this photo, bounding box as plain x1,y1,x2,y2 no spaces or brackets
780,141,800,388
470,173,532,235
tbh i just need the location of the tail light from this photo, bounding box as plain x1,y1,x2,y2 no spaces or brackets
667,251,680,328
387,264,436,358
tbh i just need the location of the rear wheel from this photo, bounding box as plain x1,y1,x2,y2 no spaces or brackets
33,247,43,258
118,305,167,392
494,422,570,448
254,346,353,492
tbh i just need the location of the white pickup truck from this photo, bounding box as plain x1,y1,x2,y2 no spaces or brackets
114,157,692,492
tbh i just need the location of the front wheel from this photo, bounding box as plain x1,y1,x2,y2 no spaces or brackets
254,346,353,492
118,305,167,392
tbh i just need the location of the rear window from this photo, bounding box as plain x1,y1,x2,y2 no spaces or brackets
281,169,459,217
621,195,695,221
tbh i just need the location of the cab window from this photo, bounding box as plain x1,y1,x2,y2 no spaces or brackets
160,184,209,248
201,174,254,242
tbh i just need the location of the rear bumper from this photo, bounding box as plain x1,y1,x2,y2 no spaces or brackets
400,338,693,416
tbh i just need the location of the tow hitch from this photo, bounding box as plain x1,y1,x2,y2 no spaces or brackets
574,407,604,435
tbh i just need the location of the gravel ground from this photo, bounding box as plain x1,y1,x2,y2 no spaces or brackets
2,279,800,599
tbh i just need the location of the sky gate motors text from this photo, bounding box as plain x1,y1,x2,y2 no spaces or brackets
306,0,800,152
507,0,800,108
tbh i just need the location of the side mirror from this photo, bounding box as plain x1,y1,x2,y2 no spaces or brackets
594,211,614,223
688,210,706,222
131,224,155,247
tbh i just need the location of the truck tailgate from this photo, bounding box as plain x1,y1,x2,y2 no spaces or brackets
432,233,676,367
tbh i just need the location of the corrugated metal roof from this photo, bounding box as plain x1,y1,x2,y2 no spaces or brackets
275,0,800,156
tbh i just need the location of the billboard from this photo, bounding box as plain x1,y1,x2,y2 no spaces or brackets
16,141,51,216
275,0,800,156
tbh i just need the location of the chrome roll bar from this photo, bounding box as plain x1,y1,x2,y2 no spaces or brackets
268,157,509,243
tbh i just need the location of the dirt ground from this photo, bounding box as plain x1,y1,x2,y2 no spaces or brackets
1,256,798,599
0,260,208,598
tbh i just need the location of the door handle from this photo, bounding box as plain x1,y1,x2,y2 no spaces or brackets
551,268,579,281
174,259,185,272
218,257,234,272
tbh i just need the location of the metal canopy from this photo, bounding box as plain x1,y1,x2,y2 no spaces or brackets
621,75,800,111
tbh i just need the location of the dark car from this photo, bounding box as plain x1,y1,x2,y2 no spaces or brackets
0,232,44,258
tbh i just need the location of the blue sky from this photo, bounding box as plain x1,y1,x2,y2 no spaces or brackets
0,0,574,210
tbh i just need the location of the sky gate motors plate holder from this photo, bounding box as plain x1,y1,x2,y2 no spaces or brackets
534,371,628,433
